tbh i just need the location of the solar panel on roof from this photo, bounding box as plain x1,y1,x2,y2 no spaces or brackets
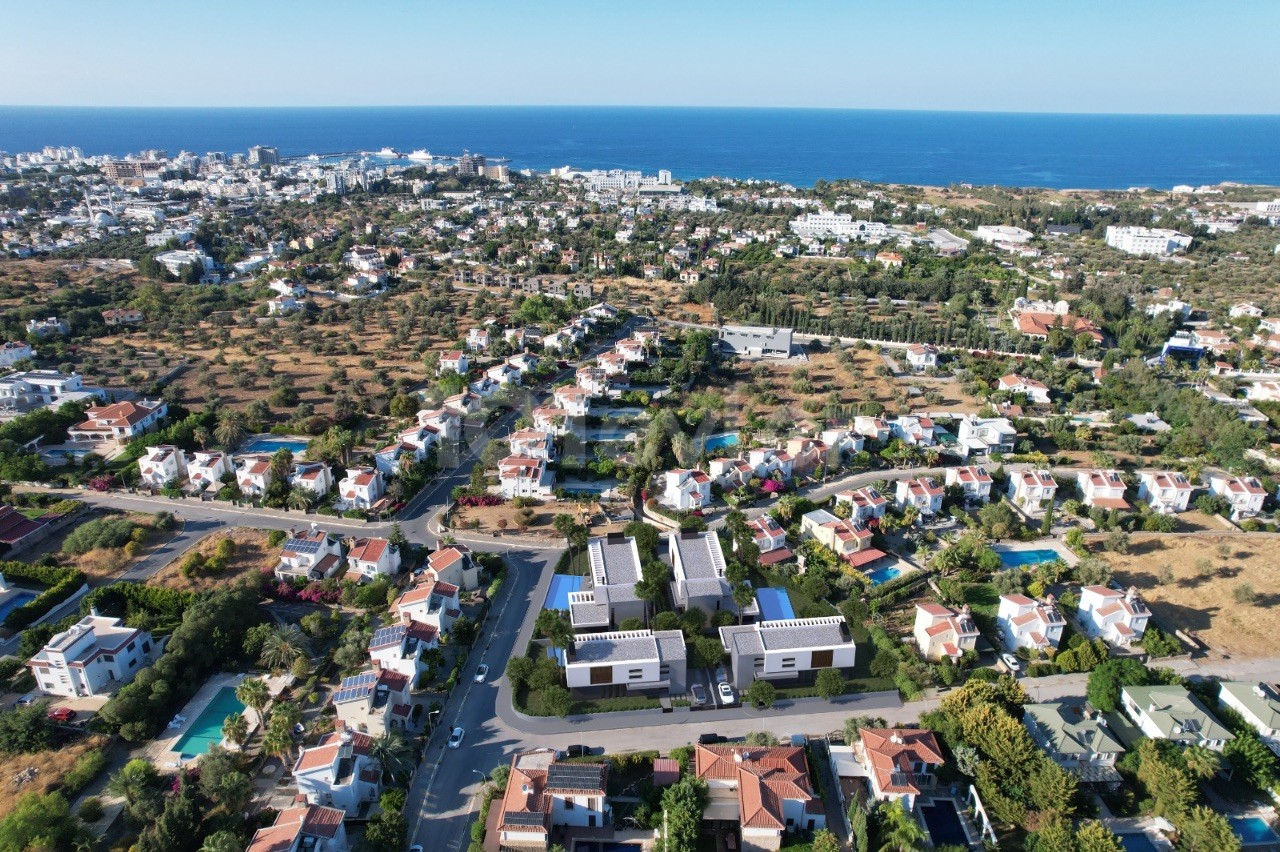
503,812,547,827
333,671,378,703
286,538,323,555
546,764,604,789
370,625,407,648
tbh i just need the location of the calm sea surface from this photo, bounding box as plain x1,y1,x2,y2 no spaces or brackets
2,106,1278,189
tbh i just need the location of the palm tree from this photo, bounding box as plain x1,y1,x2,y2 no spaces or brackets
259,624,311,673
193,426,211,451
1182,744,1222,780
286,487,314,512
106,758,162,824
877,799,928,851
262,724,294,772
236,677,271,729
222,713,249,749
269,447,294,482
199,830,243,852
214,409,248,449
369,731,415,784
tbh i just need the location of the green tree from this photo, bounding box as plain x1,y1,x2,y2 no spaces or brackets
0,792,85,852
812,830,840,852
259,623,311,673
0,704,56,754
1075,820,1125,852
535,609,573,649
369,731,415,784
745,679,776,709
214,409,248,449
236,677,271,728
540,686,572,717
200,831,244,852
815,668,846,700
1181,744,1221,781
364,808,409,852
1174,805,1241,851
850,800,871,852
222,712,249,749
106,758,163,824
876,798,928,851
655,777,708,852
1136,740,1195,821
1086,658,1150,713
137,778,203,852
505,656,535,685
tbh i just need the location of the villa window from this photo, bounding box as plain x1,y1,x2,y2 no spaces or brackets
564,798,575,810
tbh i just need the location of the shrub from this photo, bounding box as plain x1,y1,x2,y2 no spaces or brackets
78,797,104,823
62,518,138,555
61,750,108,795
267,529,287,548
0,561,86,630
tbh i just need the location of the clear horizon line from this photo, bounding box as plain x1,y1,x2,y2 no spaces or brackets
2,103,1280,118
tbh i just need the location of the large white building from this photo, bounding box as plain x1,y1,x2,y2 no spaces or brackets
718,616,857,691
27,614,158,699
788,212,889,241
1104,226,1193,256
294,724,382,817
563,630,688,694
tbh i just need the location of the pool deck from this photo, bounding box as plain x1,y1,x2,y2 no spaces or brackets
146,672,259,768
991,540,1079,567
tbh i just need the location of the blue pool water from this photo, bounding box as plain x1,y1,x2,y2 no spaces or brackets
0,591,37,622
172,687,246,758
919,800,967,847
240,437,308,456
997,548,1064,569
755,588,795,622
1118,834,1160,852
1231,817,1279,844
704,432,740,453
865,565,905,586
545,575,584,611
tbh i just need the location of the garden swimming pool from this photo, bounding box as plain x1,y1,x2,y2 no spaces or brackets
1118,834,1160,852
864,565,905,586
240,437,308,456
755,588,795,621
1231,816,1280,845
703,432,740,453
545,575,584,611
997,548,1066,569
172,687,246,758
918,800,967,847
0,591,36,622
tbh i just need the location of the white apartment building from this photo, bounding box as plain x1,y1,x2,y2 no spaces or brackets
294,725,381,817
246,805,349,852
894,477,944,516
996,374,1051,404
997,594,1065,654
367,620,439,680
1218,682,1280,757
338,467,385,509
663,468,713,510
138,445,187,488
0,342,35,368
956,414,1017,457
945,465,993,505
1077,469,1130,510
27,614,157,698
497,455,554,499
331,669,413,735
904,344,938,372
1077,585,1150,646
67,400,167,445
563,630,688,694
834,487,888,522
390,579,461,634
973,224,1033,244
1105,226,1193,256
913,604,979,662
718,616,858,691
1122,685,1232,751
1007,469,1058,515
290,461,334,498
1209,475,1267,519
0,370,87,408
508,428,556,462
235,454,273,497
568,534,647,630
799,509,874,561
1137,471,1194,514
788,212,890,241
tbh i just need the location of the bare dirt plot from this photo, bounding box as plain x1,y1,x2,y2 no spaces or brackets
0,735,108,819
147,527,276,592
1100,533,1279,658
60,512,180,583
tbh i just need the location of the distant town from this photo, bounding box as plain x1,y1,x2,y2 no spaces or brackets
1,140,1280,852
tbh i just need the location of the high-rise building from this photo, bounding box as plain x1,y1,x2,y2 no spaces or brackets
457,152,485,176
248,145,280,166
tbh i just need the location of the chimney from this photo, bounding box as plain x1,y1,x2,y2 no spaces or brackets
1126,586,1138,601
90,605,100,618
733,752,744,764
890,732,903,745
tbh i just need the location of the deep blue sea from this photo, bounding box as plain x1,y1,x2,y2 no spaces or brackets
2,106,1279,189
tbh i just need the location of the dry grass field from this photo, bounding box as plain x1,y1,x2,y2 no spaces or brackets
147,527,276,592
1101,532,1279,658
0,735,107,819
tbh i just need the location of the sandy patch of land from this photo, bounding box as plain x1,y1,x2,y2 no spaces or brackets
0,735,108,819
147,527,275,592
1100,532,1279,658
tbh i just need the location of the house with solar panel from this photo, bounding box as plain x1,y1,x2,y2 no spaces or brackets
669,530,759,620
717,617,857,692
294,723,382,817
567,534,647,632
345,537,401,583
563,630,688,695
390,579,461,635
368,621,439,681
275,530,344,582
332,669,414,734
494,749,611,849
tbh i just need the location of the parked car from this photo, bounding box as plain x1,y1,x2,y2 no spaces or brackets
690,684,708,706
714,666,729,685
717,682,736,704
1001,653,1022,673
698,733,726,745
447,726,466,749
474,664,489,683
564,745,591,758
15,695,34,709
47,707,75,723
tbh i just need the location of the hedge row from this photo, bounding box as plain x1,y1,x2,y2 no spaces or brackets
0,560,86,630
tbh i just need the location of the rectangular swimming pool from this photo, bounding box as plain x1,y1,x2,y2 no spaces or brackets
997,548,1065,569
0,591,37,623
1118,834,1160,852
1231,816,1280,845
240,437,308,456
919,799,967,847
172,687,246,758
755,588,795,621
544,575,584,611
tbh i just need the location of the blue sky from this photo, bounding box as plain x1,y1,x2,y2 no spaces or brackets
4,0,1278,113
